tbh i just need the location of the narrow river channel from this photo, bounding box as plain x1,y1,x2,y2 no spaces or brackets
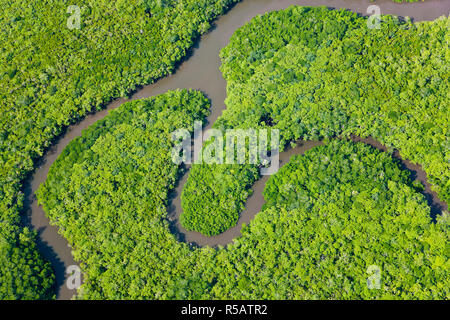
22,0,449,300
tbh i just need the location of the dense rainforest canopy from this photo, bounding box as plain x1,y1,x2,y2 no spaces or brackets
37,90,449,298
0,2,447,299
0,0,239,299
182,6,449,236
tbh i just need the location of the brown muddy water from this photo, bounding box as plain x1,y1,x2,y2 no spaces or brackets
22,0,450,299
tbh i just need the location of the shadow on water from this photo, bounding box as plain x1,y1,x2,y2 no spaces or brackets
22,173,66,299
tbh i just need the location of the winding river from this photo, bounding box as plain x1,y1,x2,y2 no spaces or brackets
22,0,449,300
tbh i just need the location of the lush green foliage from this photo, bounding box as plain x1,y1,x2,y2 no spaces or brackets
2,2,446,299
0,227,55,299
220,141,449,299
0,0,239,298
181,163,259,236
37,90,212,299
182,6,449,236
38,101,450,299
